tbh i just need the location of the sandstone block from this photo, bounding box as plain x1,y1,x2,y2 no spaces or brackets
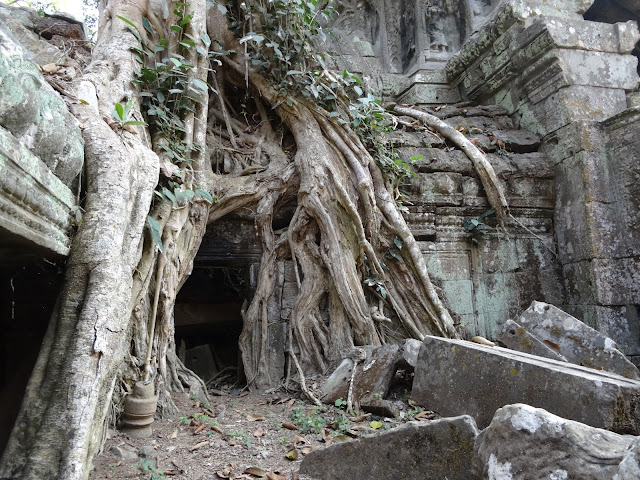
320,345,401,407
497,319,568,362
518,301,640,379
300,416,479,480
474,404,635,480
412,335,640,433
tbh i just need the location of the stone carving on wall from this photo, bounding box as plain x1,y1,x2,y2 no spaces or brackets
323,0,502,75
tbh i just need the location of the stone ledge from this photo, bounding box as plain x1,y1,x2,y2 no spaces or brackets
0,126,75,255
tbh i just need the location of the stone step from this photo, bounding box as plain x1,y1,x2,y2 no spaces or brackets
412,335,640,434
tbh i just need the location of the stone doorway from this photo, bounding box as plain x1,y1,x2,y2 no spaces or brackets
174,266,253,386
0,259,63,453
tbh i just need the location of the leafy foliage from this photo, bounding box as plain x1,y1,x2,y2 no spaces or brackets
463,209,496,235
136,458,165,480
118,2,216,215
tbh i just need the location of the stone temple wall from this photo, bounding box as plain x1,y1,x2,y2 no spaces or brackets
442,0,640,354
317,0,640,352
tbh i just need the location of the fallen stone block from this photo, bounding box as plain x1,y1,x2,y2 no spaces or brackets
320,344,401,409
412,336,640,433
497,319,568,362
400,338,422,369
474,404,635,480
184,344,217,383
518,301,639,379
299,416,479,480
616,437,640,480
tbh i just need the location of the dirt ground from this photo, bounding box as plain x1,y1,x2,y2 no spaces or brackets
90,373,430,480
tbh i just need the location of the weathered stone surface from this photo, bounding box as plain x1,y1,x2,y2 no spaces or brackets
490,129,541,153
110,445,138,463
615,437,640,480
0,18,84,186
412,335,640,433
0,126,75,255
497,319,568,362
300,416,479,480
474,404,635,480
400,339,422,369
320,345,401,406
518,301,639,379
409,172,463,206
184,344,217,383
405,148,473,175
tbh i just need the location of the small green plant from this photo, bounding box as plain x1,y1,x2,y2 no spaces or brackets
194,413,218,425
178,415,190,425
334,398,347,409
229,430,252,448
112,99,147,128
289,405,327,434
136,458,165,480
332,413,351,434
463,209,496,236
373,392,383,399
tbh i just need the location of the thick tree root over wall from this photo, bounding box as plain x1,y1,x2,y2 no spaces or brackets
0,0,508,478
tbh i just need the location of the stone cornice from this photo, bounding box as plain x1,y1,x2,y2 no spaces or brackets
0,126,75,255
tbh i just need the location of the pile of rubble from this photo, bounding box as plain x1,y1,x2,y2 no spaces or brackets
304,301,640,479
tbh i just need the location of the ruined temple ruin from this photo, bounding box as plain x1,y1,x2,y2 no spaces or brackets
1,0,640,471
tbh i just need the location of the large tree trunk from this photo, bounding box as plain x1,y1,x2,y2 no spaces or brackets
0,0,508,477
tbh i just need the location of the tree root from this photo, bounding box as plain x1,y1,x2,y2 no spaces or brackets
390,104,509,225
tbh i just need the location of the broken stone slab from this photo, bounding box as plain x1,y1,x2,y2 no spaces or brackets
497,319,568,362
616,437,640,480
299,416,479,480
474,404,635,480
184,344,217,383
518,301,640,379
400,338,422,369
0,19,84,186
320,344,402,415
412,335,640,434
110,445,138,463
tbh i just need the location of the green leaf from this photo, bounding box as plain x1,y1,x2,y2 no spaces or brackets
370,421,383,429
116,15,138,30
174,189,187,204
169,57,182,68
354,85,363,96
170,25,182,32
123,120,147,126
216,2,227,14
162,187,176,203
386,248,403,262
122,98,134,119
146,216,164,253
191,78,209,92
114,102,124,121
141,16,154,35
201,33,211,48
393,236,403,250
195,188,213,203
